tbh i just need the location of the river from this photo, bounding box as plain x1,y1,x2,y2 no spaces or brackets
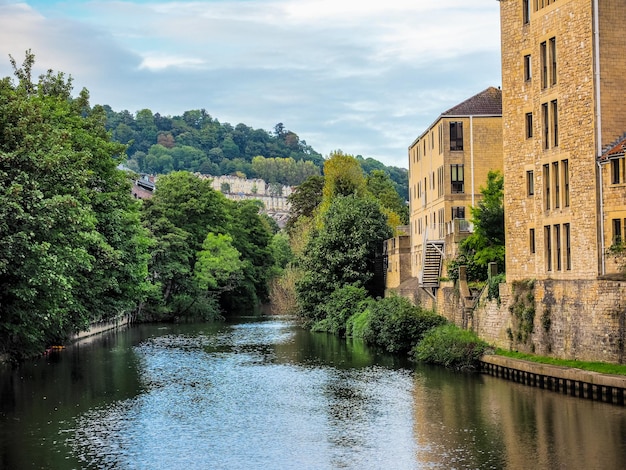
1,317,625,469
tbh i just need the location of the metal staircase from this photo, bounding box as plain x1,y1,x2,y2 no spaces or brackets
420,240,445,297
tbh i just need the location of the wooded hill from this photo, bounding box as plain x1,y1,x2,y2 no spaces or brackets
103,106,408,200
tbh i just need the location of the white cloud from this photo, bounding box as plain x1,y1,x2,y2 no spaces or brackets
0,0,502,168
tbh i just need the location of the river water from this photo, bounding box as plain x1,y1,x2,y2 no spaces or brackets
1,317,625,469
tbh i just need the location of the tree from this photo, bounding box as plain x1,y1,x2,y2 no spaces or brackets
195,233,244,292
141,171,231,319
286,175,324,233
296,195,392,322
366,169,409,225
449,170,505,281
0,51,151,358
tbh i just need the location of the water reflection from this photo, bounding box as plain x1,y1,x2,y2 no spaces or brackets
412,364,626,469
1,318,626,469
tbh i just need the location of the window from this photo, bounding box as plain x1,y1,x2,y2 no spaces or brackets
524,55,532,81
452,206,465,220
527,170,534,196
540,41,548,89
552,161,559,209
525,112,533,138
564,223,571,270
554,224,561,271
613,219,622,245
545,225,552,271
543,164,550,210
611,157,624,184
551,99,559,147
542,102,549,149
530,228,536,253
451,164,464,193
523,0,530,24
450,122,463,151
437,166,444,197
550,37,557,85
562,159,569,207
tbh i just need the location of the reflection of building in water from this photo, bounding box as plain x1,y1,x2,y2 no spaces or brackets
411,369,626,468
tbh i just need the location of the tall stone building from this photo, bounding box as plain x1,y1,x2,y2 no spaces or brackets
406,87,503,295
501,0,626,281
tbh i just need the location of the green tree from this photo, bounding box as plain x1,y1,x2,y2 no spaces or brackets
195,233,244,292
449,170,505,281
296,195,392,322
366,169,409,225
0,51,151,358
141,171,230,319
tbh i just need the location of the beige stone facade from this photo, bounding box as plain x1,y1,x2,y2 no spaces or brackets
407,87,503,282
502,0,626,281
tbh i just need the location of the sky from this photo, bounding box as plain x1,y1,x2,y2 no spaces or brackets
0,0,502,168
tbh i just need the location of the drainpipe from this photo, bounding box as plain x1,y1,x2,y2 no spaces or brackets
470,115,475,207
593,0,605,275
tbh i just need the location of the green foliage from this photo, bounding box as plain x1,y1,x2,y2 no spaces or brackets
487,273,506,302
508,279,536,346
286,175,324,233
413,324,491,370
495,348,626,376
359,295,447,354
366,170,409,224
194,233,243,291
0,51,151,359
448,170,505,282
312,285,369,336
607,241,626,275
296,195,392,322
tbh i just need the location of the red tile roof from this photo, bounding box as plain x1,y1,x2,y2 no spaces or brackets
602,134,626,160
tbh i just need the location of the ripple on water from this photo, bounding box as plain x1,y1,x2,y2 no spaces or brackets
67,321,418,470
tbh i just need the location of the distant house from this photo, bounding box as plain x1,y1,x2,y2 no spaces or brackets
132,174,155,199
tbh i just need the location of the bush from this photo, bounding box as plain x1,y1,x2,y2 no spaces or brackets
361,295,447,354
412,324,492,370
313,284,369,336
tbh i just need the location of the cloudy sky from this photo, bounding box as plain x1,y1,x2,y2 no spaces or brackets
0,0,501,168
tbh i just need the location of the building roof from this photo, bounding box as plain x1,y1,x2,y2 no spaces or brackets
441,86,502,116
601,133,626,160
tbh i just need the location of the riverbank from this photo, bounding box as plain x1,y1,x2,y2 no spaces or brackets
481,354,626,405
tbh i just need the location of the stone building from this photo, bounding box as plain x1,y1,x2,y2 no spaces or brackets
405,87,503,297
502,0,626,281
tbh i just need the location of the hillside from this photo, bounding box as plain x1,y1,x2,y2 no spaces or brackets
104,107,408,199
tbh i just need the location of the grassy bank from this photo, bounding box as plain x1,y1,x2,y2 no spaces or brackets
495,349,626,376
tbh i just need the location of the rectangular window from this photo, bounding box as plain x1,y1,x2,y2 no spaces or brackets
562,159,569,207
540,41,548,89
530,228,536,254
554,224,561,271
450,122,464,151
452,206,465,220
525,112,533,138
437,166,444,197
564,223,571,270
613,219,622,245
542,102,549,149
545,225,552,271
543,164,550,210
451,164,465,193
611,157,624,184
550,37,557,85
551,99,558,147
552,161,560,209
524,55,532,81
523,0,530,24
527,170,534,196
